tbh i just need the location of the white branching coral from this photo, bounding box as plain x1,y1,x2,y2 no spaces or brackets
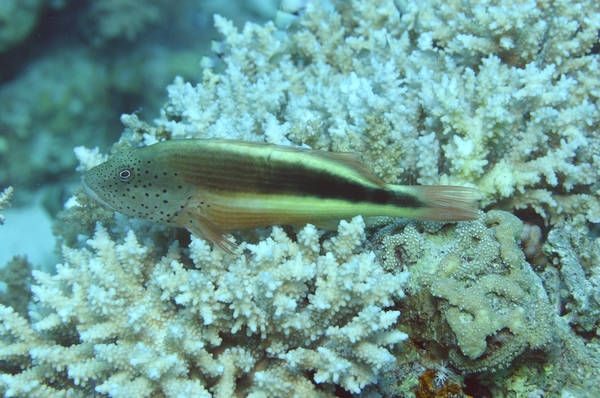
0,216,408,396
73,146,108,172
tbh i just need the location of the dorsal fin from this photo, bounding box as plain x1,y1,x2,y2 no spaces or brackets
308,150,387,187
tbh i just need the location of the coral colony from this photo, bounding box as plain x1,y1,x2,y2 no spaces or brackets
1,0,600,397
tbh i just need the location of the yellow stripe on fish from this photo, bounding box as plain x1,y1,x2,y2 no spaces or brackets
82,139,480,251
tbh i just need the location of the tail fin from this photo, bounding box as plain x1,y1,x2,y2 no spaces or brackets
409,186,480,222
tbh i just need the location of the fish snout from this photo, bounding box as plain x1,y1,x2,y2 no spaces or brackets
82,176,113,209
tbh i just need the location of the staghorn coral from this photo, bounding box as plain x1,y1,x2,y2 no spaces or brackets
0,216,409,396
377,210,554,372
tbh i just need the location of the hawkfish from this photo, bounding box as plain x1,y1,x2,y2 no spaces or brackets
82,139,479,252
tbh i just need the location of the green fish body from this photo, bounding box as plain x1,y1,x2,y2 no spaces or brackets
83,139,479,251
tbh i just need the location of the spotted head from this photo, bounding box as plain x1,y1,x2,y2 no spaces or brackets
82,145,196,226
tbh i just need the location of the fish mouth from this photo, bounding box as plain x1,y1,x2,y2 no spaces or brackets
82,178,113,209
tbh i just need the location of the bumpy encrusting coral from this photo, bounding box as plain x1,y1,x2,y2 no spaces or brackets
0,216,409,397
378,211,554,372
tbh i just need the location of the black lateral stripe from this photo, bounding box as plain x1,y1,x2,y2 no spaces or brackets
170,146,424,207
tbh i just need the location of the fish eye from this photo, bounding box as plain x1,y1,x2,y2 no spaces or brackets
118,167,134,182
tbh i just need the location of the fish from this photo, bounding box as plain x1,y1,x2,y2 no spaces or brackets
82,139,480,252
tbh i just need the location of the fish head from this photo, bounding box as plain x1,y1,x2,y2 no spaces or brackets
82,145,196,226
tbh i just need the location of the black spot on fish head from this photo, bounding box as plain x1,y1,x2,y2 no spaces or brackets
83,147,148,218
82,144,196,225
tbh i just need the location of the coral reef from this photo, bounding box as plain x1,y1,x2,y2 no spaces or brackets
0,216,409,396
2,0,600,396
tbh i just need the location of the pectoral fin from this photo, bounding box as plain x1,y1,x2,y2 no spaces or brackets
181,211,237,253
